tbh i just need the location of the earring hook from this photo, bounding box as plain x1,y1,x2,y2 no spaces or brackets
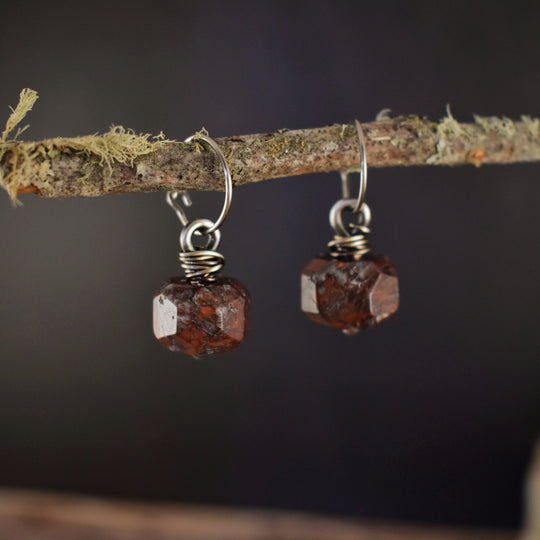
166,190,192,226
340,119,367,214
167,133,233,235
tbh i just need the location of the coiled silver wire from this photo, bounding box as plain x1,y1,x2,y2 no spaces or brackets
179,250,225,280
328,199,372,258
328,226,371,258
178,219,225,280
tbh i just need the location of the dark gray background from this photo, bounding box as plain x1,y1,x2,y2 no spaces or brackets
0,0,539,529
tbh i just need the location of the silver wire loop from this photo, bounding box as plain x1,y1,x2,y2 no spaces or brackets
329,199,371,238
340,119,368,214
180,219,221,253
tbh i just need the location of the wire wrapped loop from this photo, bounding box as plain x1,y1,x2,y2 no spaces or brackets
179,250,225,280
179,219,225,280
328,226,371,258
328,200,371,258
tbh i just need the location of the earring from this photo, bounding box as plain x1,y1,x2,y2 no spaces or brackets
153,133,249,357
301,120,399,335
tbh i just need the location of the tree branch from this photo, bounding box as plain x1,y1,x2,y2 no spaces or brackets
2,113,540,199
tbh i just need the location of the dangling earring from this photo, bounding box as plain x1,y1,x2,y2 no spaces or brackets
301,120,399,335
153,133,249,357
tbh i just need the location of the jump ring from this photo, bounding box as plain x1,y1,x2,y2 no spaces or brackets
180,219,221,253
329,199,371,238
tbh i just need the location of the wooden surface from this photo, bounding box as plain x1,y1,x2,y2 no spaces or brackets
0,490,517,540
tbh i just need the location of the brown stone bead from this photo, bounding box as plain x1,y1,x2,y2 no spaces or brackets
153,277,249,358
301,252,399,334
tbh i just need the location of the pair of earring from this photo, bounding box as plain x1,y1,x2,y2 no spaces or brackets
152,123,399,358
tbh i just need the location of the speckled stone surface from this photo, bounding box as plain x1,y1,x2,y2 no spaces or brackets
301,252,399,334
153,277,249,358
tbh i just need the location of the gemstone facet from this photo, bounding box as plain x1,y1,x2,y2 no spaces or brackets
301,252,399,334
153,277,249,357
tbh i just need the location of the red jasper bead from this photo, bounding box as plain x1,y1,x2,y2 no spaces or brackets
301,252,399,334
153,277,249,358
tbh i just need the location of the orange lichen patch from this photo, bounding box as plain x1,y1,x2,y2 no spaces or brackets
471,150,486,166
17,186,39,194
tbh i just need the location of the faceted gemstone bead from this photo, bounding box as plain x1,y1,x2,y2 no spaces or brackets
301,252,399,334
153,277,249,358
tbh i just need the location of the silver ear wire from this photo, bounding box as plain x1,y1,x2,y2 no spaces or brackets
167,134,232,233
166,133,233,280
339,119,367,214
328,120,371,257
182,134,232,234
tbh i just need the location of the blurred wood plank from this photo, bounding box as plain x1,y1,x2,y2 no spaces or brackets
0,490,517,540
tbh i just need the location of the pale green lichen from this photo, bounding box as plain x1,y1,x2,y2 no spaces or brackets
427,105,540,165
521,115,540,139
473,114,517,137
1,88,37,144
190,126,209,152
47,127,173,172
425,121,458,164
0,89,39,204
375,108,393,122
0,88,174,203
426,106,469,164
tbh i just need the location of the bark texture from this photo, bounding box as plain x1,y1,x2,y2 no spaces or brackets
2,114,540,199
